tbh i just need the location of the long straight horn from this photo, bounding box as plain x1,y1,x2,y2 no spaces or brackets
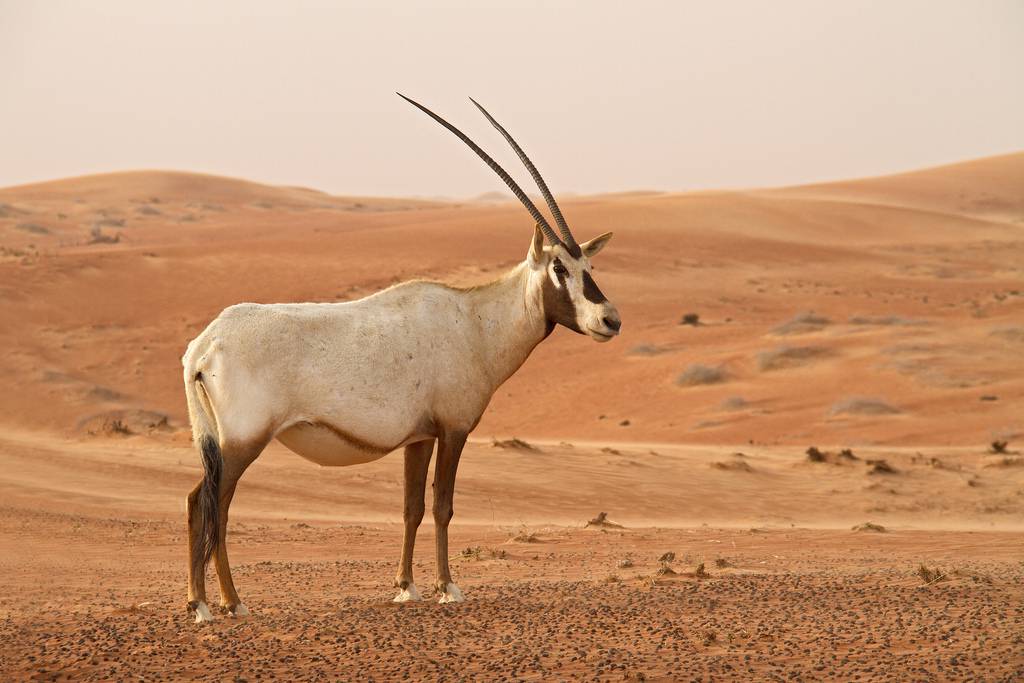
397,93,564,247
469,97,580,257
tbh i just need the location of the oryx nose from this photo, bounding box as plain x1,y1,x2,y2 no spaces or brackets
603,315,621,332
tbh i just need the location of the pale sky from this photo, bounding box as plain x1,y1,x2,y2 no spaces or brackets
1,1,1021,197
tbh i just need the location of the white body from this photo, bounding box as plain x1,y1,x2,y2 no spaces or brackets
183,264,549,464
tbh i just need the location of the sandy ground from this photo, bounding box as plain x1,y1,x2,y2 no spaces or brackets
1,154,1023,680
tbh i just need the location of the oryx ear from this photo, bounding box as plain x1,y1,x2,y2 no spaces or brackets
580,231,613,258
528,223,546,266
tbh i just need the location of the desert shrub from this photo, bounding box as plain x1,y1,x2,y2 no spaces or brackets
806,446,826,462
676,364,727,387
757,345,831,371
680,313,700,326
989,326,1024,343
772,311,830,335
720,396,748,411
917,564,948,585
711,459,752,472
15,222,49,234
491,437,540,452
989,440,1009,454
829,397,901,416
852,522,886,533
866,459,896,475
88,225,120,244
848,315,924,326
627,343,664,356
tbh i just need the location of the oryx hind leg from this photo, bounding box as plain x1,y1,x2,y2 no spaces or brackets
214,438,268,617
393,438,435,602
433,430,467,603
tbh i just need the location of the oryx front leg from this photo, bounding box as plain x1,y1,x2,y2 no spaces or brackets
393,439,434,602
433,430,467,603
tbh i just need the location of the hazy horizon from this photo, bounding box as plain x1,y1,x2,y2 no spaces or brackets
2,1,1022,197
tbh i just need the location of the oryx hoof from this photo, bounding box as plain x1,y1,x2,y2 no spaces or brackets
393,583,423,603
223,602,250,617
188,600,215,624
438,582,464,604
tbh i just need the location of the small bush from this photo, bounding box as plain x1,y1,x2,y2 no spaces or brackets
15,222,50,235
989,440,1009,454
806,446,826,463
88,225,120,244
680,313,700,326
917,564,948,585
866,459,896,475
720,396,748,411
676,364,727,387
757,345,831,371
491,437,540,452
772,311,830,335
848,315,923,326
852,522,886,533
829,397,901,416
839,448,859,461
627,343,664,356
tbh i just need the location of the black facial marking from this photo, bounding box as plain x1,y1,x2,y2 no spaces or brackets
582,270,607,304
542,267,582,336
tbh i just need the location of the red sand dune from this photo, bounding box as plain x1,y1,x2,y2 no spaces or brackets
1,154,1022,680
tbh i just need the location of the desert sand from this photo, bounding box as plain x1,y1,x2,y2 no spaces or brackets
1,154,1022,680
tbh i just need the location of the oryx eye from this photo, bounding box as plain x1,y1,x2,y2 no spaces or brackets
553,262,568,276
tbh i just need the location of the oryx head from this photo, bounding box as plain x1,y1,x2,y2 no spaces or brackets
399,94,622,342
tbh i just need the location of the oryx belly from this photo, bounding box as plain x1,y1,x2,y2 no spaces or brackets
276,421,395,467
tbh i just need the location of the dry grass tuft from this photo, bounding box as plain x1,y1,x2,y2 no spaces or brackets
656,551,676,575
852,522,887,533
680,313,701,326
983,457,1024,469
772,311,830,335
848,315,924,326
866,459,897,475
627,343,666,357
989,326,1024,343
711,459,753,472
676,364,727,387
917,564,948,585
757,345,831,371
458,546,508,561
88,225,121,244
829,397,901,416
989,440,1009,454
508,525,540,543
491,437,541,452
720,396,748,411
806,446,827,463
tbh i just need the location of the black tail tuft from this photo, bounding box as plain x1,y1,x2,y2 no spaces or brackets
191,434,222,580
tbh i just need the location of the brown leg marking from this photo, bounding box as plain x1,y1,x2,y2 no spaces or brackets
186,481,208,611
394,439,435,593
433,429,467,597
213,441,266,614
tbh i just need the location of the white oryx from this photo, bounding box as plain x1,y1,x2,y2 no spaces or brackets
182,94,621,622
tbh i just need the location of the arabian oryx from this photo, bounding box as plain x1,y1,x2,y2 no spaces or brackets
182,94,622,622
